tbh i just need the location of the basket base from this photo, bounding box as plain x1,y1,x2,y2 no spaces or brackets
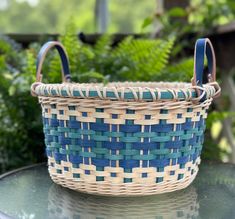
50,173,197,197
48,158,200,197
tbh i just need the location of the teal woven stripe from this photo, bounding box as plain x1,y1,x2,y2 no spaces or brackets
79,151,96,158
68,145,82,151
104,132,125,138
48,145,201,159
151,149,170,155
132,154,156,160
151,136,171,142
46,130,204,143
57,127,70,132
48,142,60,148
45,129,205,146
120,136,139,143
165,152,181,159
92,135,109,141
41,87,198,101
104,154,124,160
133,132,158,138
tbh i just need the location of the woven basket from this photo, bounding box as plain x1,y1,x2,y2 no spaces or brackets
31,38,221,196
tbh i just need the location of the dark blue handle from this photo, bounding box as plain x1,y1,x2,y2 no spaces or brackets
36,41,71,82
193,38,216,86
193,38,216,101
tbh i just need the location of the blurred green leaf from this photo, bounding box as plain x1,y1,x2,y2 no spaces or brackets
206,111,235,128
77,71,105,83
141,16,154,30
168,7,187,17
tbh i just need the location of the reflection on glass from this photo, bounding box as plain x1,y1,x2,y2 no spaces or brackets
48,185,199,219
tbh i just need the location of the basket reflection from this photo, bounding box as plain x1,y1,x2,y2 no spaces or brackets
48,184,199,219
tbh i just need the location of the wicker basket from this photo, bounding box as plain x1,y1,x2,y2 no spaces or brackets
31,38,221,196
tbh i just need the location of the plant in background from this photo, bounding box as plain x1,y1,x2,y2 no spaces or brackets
203,111,234,161
0,37,44,173
46,20,194,84
142,0,235,59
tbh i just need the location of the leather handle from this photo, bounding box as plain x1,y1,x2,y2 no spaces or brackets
36,41,71,82
192,38,216,101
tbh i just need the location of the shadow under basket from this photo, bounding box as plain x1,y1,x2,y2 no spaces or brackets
31,38,221,196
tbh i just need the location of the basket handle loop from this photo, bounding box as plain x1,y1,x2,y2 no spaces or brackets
192,38,216,101
36,41,71,82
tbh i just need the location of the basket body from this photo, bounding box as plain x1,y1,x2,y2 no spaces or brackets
40,91,211,196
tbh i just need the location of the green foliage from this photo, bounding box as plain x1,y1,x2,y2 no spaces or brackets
45,22,192,84
142,0,234,34
42,20,193,85
0,37,44,173
167,7,187,18
201,111,235,161
141,17,155,30
142,0,235,59
163,58,194,82
189,0,234,31
206,111,235,129
110,37,175,81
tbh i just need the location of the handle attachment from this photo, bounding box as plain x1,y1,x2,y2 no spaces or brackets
192,38,217,101
36,41,71,82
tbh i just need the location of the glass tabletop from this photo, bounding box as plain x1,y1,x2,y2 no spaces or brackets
0,162,235,219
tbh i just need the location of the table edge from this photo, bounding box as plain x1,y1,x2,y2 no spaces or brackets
0,163,46,180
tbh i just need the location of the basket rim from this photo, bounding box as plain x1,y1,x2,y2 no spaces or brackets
31,81,220,102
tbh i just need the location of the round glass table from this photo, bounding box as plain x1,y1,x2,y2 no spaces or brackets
0,162,235,219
